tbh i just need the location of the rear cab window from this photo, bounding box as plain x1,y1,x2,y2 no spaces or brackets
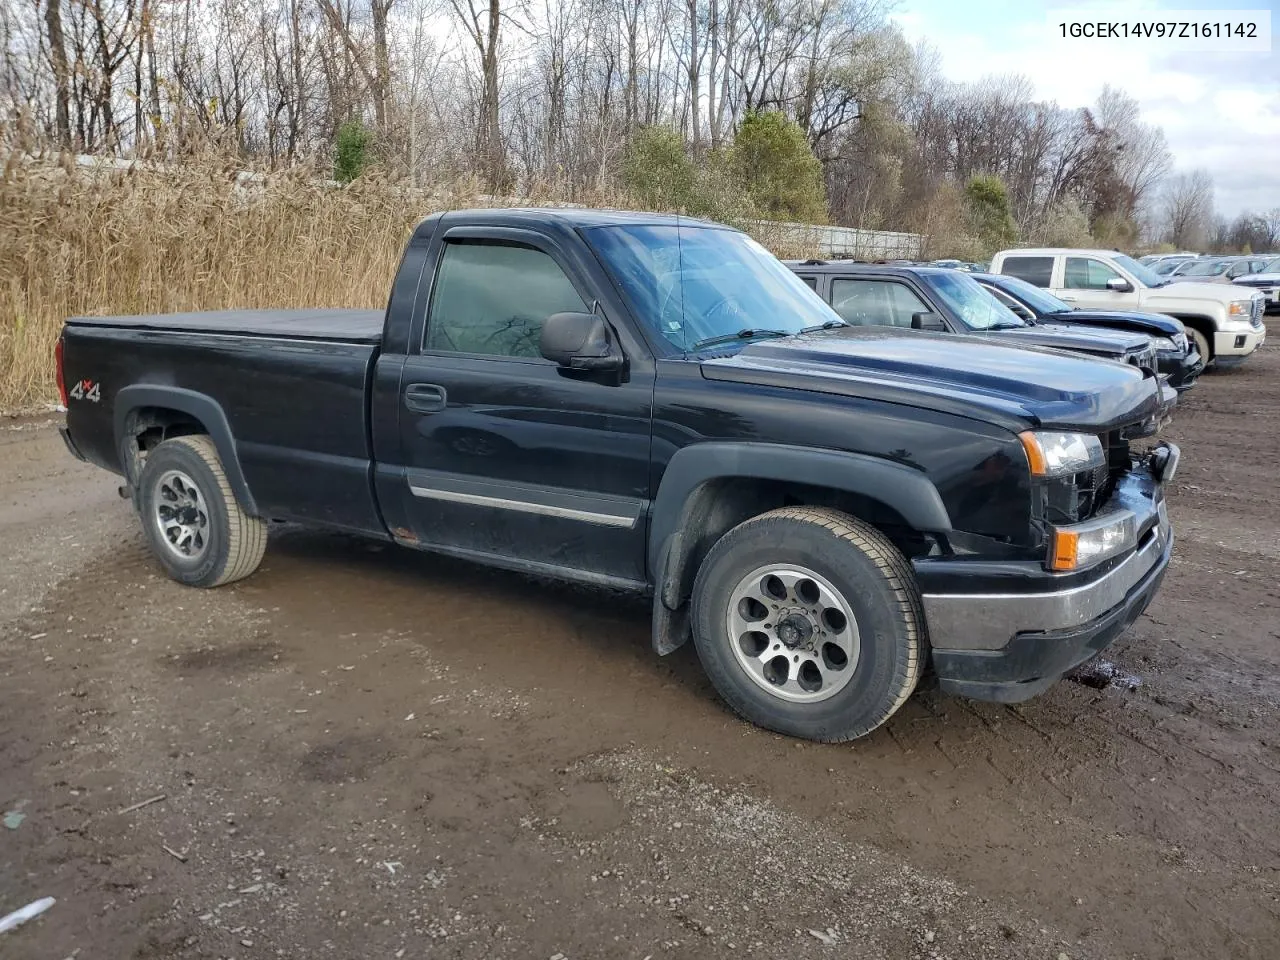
1000,256,1054,287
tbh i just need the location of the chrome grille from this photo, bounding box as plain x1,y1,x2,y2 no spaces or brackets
1251,297,1264,327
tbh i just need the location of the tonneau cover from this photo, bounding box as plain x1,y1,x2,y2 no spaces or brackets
67,308,384,345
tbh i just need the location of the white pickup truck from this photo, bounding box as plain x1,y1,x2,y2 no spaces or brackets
990,247,1266,367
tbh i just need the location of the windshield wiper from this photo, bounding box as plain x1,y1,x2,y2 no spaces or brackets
985,321,1026,331
799,319,850,334
690,328,791,350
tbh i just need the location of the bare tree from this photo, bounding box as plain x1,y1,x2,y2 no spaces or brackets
43,0,72,147
1161,169,1215,249
447,0,506,189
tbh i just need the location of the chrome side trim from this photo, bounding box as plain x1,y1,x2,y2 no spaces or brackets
923,508,1171,651
409,484,638,528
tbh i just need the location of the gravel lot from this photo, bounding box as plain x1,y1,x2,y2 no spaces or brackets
2,327,1278,959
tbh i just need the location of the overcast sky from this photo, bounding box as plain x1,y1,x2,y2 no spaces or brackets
890,0,1279,218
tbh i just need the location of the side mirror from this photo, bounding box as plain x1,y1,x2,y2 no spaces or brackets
910,311,947,331
539,311,623,371
1106,277,1134,293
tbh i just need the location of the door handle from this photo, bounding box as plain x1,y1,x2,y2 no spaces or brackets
404,383,447,413
1059,295,1078,302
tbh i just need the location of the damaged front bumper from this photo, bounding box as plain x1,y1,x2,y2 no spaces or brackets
914,446,1176,703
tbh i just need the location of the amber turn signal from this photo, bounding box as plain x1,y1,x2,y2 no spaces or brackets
1049,530,1079,571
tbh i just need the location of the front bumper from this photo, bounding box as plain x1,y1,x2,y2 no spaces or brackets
1157,345,1203,391
1214,323,1265,361
916,453,1174,703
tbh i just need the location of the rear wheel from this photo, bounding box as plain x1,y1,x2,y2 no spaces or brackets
136,435,267,587
690,506,925,742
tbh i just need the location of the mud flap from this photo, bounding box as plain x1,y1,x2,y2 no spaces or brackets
652,590,691,656
652,535,692,655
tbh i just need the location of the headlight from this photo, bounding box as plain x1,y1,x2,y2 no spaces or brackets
1048,510,1138,571
1173,331,1188,351
1227,300,1254,317
1018,431,1105,478
1150,336,1177,352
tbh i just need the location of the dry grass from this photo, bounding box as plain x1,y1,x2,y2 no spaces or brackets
0,155,427,410
0,154,817,411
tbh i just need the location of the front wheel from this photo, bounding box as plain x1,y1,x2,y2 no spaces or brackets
136,435,267,587
691,506,925,742
1188,327,1212,368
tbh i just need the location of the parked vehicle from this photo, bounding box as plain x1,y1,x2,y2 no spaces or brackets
930,259,985,272
1172,256,1271,282
990,247,1266,367
1154,259,1193,276
1141,253,1197,272
973,273,1203,391
57,209,1179,742
1232,256,1280,313
786,260,1176,421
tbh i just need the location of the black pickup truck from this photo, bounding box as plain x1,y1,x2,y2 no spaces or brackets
58,209,1179,742
787,260,1180,418
971,272,1203,391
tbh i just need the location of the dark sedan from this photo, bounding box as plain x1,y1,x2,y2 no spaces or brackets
974,272,1203,391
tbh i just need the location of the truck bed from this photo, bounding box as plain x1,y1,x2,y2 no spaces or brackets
69,308,384,344
61,311,385,537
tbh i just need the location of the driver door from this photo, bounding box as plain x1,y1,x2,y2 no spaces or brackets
1061,256,1131,310
393,230,655,585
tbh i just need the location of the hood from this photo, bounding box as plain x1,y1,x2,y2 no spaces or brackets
1044,309,1184,337
1149,280,1259,304
1233,273,1280,285
701,327,1160,433
992,323,1149,356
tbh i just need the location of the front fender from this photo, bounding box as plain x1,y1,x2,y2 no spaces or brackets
648,442,952,582
647,442,952,654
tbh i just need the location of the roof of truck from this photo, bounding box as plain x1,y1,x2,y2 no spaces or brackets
422,208,731,230
994,248,1126,258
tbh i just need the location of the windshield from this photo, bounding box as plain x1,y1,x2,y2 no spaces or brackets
1257,257,1280,274
990,274,1073,314
1111,254,1165,287
930,271,1026,330
586,224,840,351
1180,259,1230,277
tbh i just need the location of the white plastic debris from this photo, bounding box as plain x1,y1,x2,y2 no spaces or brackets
0,897,56,934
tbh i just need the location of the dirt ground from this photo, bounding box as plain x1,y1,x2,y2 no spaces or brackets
2,329,1278,960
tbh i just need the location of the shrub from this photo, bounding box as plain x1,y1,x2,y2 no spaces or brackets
731,111,827,223
333,121,373,184
963,174,1017,253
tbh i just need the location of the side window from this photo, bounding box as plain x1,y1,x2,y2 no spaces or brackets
425,241,587,358
831,279,930,327
1064,257,1121,290
1000,256,1054,287
799,275,818,290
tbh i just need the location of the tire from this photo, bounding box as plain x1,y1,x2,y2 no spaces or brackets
1188,327,1212,368
690,506,925,742
136,435,267,587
